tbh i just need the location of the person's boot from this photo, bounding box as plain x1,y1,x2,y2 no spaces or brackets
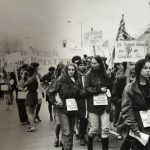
101,138,109,150
87,136,93,150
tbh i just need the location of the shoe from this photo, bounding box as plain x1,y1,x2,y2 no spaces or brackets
97,137,102,142
5,107,9,111
60,141,63,146
80,138,86,146
21,122,28,125
36,116,41,122
76,134,80,140
26,127,36,132
54,139,59,147
116,134,122,140
50,116,53,121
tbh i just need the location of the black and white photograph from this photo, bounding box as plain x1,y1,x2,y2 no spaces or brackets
0,0,150,150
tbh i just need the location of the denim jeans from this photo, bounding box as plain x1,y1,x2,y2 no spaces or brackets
59,113,76,150
88,110,110,138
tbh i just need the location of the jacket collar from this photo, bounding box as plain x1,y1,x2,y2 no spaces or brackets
131,78,150,95
131,78,142,95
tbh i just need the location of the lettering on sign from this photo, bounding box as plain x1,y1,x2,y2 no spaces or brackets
93,94,108,106
115,41,147,62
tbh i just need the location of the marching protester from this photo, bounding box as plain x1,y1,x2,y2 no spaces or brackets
76,59,88,146
117,58,150,150
30,62,42,122
21,65,38,132
86,56,92,73
16,64,29,125
49,63,65,147
48,63,79,150
0,66,7,99
1,70,13,111
41,66,55,121
85,55,112,150
111,62,126,140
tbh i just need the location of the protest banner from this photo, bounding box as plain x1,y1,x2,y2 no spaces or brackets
28,47,59,75
114,41,147,63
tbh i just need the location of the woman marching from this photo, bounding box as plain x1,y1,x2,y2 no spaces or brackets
85,55,112,150
117,58,150,150
48,63,79,150
21,65,38,132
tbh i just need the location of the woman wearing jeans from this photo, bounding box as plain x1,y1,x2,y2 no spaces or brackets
85,55,112,150
48,63,79,150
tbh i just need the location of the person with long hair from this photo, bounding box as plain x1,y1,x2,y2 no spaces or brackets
117,59,150,150
30,62,42,122
85,55,112,150
111,62,126,140
16,64,29,125
76,59,88,146
21,65,38,132
50,62,65,147
48,63,79,150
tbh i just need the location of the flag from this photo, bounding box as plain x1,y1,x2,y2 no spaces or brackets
108,14,134,69
116,14,131,41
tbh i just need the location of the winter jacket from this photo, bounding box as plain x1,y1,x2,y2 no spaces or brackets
111,69,126,108
117,79,150,136
47,66,79,114
84,69,112,114
23,75,38,106
76,72,87,118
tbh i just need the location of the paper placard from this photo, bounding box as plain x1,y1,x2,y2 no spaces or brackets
18,91,27,99
140,110,150,127
0,80,4,84
1,84,9,91
66,99,78,111
93,94,108,106
106,89,111,97
129,130,149,146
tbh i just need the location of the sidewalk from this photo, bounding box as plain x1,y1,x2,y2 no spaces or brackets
0,98,121,150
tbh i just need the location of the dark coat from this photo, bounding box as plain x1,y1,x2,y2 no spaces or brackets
111,69,126,108
84,69,112,114
76,72,87,118
48,67,79,114
117,79,150,136
24,75,38,106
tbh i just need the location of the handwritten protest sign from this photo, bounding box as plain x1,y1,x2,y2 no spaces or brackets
114,41,147,63
66,99,78,111
93,94,108,106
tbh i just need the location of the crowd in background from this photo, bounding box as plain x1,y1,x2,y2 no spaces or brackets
0,53,150,150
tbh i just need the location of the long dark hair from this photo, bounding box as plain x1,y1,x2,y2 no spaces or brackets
55,62,65,79
62,63,78,82
135,59,147,82
92,55,107,77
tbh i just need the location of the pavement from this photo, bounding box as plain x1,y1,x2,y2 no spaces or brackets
0,97,122,150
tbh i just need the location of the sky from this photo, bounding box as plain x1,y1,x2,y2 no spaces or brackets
0,0,150,52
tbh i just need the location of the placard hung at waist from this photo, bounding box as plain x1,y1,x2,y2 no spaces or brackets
17,91,27,99
66,99,78,111
140,109,150,128
1,84,9,91
93,94,108,106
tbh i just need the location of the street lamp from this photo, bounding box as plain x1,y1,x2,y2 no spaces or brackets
67,20,83,48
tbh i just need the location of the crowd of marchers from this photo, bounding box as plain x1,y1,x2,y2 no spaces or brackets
0,53,150,150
